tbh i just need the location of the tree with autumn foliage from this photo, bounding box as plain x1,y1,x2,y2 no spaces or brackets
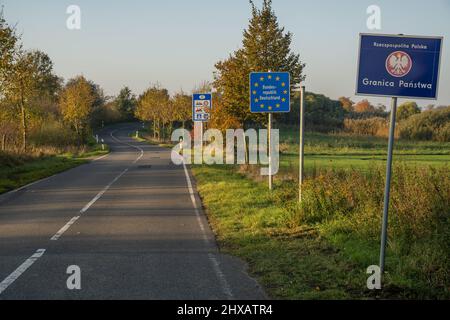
172,91,192,129
59,76,97,142
135,85,171,140
214,0,305,128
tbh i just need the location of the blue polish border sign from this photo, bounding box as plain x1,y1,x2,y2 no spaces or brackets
250,72,290,113
192,93,212,122
356,33,443,99
356,33,443,285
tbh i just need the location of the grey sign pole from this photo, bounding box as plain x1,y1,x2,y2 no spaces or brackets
268,113,273,190
299,86,306,202
379,96,398,279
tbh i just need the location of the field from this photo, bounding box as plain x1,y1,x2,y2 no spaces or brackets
191,129,450,299
278,128,450,177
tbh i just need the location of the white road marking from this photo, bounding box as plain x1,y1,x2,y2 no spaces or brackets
50,129,144,241
0,175,54,200
93,153,110,161
110,131,144,164
51,216,80,241
0,128,146,296
0,144,110,202
179,154,234,300
50,167,130,241
0,249,46,295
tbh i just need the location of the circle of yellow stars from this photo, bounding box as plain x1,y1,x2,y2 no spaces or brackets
251,74,289,111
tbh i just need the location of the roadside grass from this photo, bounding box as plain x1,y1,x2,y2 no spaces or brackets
192,165,367,299
131,130,176,148
192,164,449,300
0,144,109,195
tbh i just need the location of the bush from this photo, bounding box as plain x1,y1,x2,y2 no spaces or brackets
399,107,450,142
297,165,449,241
343,117,390,138
292,165,450,296
29,117,80,149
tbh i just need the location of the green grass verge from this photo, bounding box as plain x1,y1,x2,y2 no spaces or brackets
192,165,366,299
191,165,449,300
0,147,109,195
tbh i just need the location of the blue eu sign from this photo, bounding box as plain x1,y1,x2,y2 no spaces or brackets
356,34,443,99
250,72,290,113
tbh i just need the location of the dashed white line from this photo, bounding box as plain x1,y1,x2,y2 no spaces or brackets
0,249,46,295
50,167,130,241
51,216,80,241
179,154,234,300
50,129,143,241
0,129,144,296
110,130,144,164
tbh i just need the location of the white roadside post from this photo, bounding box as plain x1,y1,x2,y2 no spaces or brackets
101,139,105,151
299,86,306,202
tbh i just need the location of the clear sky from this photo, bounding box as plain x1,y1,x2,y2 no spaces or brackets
2,0,449,108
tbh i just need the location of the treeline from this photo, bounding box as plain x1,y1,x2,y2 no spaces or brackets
134,85,192,141
0,13,136,154
340,98,450,142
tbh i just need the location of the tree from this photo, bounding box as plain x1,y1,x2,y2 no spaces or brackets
214,0,305,127
172,91,192,129
135,85,170,140
339,97,354,112
59,76,96,142
3,50,58,151
304,92,346,132
354,99,376,113
397,101,421,121
0,11,20,100
115,86,136,121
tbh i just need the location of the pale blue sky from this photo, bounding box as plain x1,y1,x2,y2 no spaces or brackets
2,0,449,108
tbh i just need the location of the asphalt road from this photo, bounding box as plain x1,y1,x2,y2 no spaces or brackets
0,124,266,300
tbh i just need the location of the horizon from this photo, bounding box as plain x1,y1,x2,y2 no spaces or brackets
1,0,449,109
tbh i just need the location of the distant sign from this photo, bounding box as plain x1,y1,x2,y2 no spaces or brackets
250,72,290,113
356,34,443,99
192,93,212,122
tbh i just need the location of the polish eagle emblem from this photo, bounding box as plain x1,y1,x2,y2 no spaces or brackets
386,51,412,77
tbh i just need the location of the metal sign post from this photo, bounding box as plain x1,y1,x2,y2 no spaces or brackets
379,97,398,276
356,33,443,285
268,113,273,190
250,71,291,191
299,86,306,202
